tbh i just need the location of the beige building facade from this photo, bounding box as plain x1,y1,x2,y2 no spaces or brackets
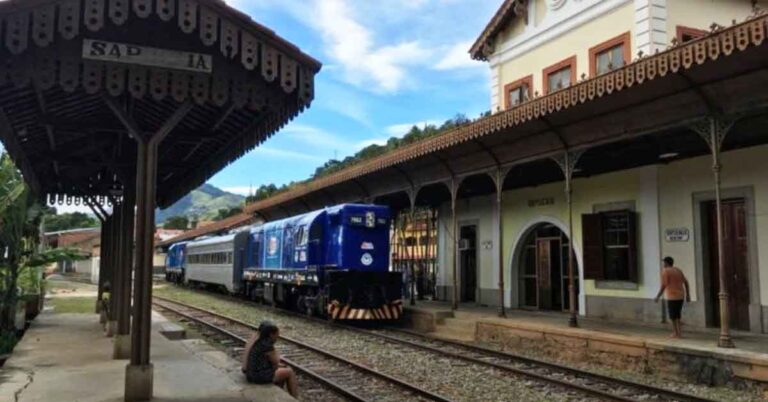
428,0,768,333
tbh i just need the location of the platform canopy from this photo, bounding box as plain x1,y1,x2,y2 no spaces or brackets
0,0,321,208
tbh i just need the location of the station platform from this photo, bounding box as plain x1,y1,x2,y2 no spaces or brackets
404,301,768,385
0,311,295,402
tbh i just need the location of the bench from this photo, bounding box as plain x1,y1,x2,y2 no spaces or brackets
158,322,186,340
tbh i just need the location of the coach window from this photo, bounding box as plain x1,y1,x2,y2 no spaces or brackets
295,227,308,246
504,75,533,109
589,32,630,76
582,210,638,282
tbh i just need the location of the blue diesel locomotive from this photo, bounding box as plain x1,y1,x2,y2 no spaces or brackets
165,204,403,320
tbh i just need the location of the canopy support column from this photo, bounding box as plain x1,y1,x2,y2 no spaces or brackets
450,178,459,310
494,169,506,318
408,189,417,306
555,150,583,328
106,97,193,401
106,207,120,337
87,201,107,315
691,117,735,348
114,188,135,359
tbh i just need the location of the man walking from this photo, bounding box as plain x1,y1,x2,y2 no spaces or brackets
655,257,691,338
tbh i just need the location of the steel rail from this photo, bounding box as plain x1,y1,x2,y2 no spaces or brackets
155,290,713,402
152,296,453,402
152,299,370,402
384,328,716,402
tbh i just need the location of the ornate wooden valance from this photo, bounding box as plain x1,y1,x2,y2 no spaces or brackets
0,0,320,108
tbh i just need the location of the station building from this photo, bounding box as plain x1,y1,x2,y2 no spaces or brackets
443,0,768,333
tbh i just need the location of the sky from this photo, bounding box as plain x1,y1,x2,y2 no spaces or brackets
209,0,501,196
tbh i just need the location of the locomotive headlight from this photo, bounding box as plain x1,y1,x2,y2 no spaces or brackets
365,211,375,228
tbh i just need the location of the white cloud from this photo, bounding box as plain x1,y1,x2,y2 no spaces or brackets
222,186,253,196
355,138,389,149
281,124,351,151
434,40,485,71
311,0,432,93
252,147,326,163
385,120,442,137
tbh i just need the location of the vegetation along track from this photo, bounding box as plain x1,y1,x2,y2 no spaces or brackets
152,297,451,402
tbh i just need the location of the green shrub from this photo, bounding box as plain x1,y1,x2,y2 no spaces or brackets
0,331,17,355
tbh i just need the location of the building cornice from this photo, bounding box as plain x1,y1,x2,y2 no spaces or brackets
489,0,632,68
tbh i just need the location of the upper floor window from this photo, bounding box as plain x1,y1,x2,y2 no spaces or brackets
676,26,707,44
589,32,630,77
504,75,533,109
543,56,576,94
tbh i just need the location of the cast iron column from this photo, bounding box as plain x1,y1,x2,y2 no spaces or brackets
114,189,135,359
106,97,193,401
555,150,582,328
409,192,417,306
451,179,459,310
495,169,506,317
95,215,107,315
692,117,735,348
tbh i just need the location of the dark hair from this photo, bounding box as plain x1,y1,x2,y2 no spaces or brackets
663,256,674,267
258,321,278,340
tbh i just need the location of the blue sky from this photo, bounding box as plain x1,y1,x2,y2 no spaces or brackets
210,0,501,195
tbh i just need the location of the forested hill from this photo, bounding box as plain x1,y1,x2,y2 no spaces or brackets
156,183,244,224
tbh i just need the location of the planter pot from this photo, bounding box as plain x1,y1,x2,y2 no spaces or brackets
22,294,42,320
14,301,26,332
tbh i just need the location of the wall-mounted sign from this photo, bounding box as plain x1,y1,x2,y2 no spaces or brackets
665,228,690,242
83,39,213,74
528,197,555,208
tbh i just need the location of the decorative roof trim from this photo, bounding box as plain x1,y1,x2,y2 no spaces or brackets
470,0,526,61
246,14,767,213
0,0,320,105
163,13,768,246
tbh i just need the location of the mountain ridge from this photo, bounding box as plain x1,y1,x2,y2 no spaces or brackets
156,183,244,224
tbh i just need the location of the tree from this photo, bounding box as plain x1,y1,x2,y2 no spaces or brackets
214,206,243,221
43,211,99,232
163,215,189,230
0,154,87,337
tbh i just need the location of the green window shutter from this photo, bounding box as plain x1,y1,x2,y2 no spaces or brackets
581,213,605,280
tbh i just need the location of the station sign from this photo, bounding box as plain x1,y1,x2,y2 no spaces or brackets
528,197,555,208
82,39,213,74
664,228,690,242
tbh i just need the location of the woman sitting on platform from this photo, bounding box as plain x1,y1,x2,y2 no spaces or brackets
242,320,299,398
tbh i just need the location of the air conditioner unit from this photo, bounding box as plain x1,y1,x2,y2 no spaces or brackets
458,238,473,250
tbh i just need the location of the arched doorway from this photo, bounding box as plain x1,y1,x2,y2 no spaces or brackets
518,223,579,312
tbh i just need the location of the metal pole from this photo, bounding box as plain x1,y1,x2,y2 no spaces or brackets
496,169,506,317
115,189,134,359
106,208,119,337
409,205,416,306
711,119,734,348
451,179,459,310
564,152,578,328
96,216,107,314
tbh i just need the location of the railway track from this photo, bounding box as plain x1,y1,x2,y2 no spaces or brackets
152,297,452,402
154,291,716,402
365,328,715,402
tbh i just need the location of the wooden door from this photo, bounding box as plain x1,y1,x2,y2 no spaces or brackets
536,239,552,310
707,199,750,331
